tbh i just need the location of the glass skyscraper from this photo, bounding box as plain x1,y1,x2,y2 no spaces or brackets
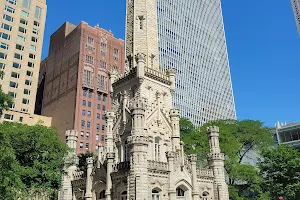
157,0,236,126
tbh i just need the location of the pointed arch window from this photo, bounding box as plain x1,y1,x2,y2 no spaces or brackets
99,190,105,200
176,187,186,200
202,192,209,200
121,191,127,200
154,137,161,161
152,189,160,200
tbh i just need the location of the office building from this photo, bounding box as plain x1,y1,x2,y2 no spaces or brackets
0,0,51,126
38,22,124,154
276,122,300,149
157,0,236,126
291,0,300,36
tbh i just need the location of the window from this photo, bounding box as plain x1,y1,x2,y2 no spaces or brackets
100,60,107,69
17,35,26,42
16,44,24,51
8,91,16,98
33,21,39,27
83,69,92,85
123,141,129,161
97,74,105,90
0,32,10,40
82,110,86,116
121,191,127,200
86,143,89,150
81,120,85,127
6,0,16,5
96,134,99,141
87,37,94,45
96,124,100,131
113,48,119,60
24,89,30,95
25,80,31,86
0,52,7,59
5,6,15,13
26,70,33,77
30,45,36,51
9,81,18,88
4,114,13,120
0,62,5,69
83,90,87,96
11,72,20,78
2,23,12,31
19,27,26,33
176,188,185,199
29,53,35,59
28,62,34,68
102,125,105,131
88,101,91,107
152,190,160,200
86,132,90,139
101,135,105,141
87,111,91,117
97,104,100,110
21,10,29,17
14,53,23,60
154,137,161,161
20,18,28,25
80,131,84,138
8,102,14,108
103,96,106,102
100,42,107,55
82,100,86,106
32,28,38,35
3,14,13,22
22,98,30,104
202,192,209,200
80,142,83,149
99,190,105,200
12,62,21,69
0,42,9,50
86,55,94,64
31,36,38,43
97,94,101,101
19,117,23,122
102,105,106,111
88,91,92,98
22,0,31,8
35,6,42,19
97,113,100,119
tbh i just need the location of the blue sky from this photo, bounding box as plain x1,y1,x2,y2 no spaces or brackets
42,0,300,127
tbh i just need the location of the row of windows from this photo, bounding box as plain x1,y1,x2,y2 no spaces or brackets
0,60,35,70
81,120,105,131
5,0,42,19
83,90,106,101
3,114,23,122
82,110,105,120
80,131,105,141
79,142,105,151
82,100,106,111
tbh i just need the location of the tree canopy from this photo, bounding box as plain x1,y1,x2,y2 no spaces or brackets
0,122,69,199
180,118,274,199
259,145,300,200
0,73,13,117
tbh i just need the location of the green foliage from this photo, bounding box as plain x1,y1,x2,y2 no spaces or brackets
0,85,13,117
259,145,300,200
180,118,274,199
0,122,69,199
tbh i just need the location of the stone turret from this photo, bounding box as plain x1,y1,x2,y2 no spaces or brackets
207,126,229,200
59,130,78,200
128,98,149,200
170,109,180,151
85,157,94,200
189,155,200,200
166,69,176,94
105,112,115,200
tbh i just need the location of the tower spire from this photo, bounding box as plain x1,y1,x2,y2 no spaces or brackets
125,0,159,70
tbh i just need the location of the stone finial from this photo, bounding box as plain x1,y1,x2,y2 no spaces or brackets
166,68,176,94
86,157,94,166
189,154,198,163
169,109,180,118
206,126,220,138
166,151,175,159
135,53,146,63
130,98,146,111
166,68,176,76
65,130,78,149
105,111,115,120
107,152,115,159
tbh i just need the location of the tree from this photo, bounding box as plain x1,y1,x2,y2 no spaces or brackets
259,145,300,200
0,71,13,117
0,122,69,199
180,118,274,199
78,152,97,171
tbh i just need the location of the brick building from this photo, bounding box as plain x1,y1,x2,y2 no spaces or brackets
37,21,124,154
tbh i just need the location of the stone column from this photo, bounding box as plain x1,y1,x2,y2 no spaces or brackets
189,155,199,200
206,126,229,200
60,130,78,200
169,109,181,151
135,53,146,79
166,69,176,94
109,70,118,93
105,112,115,200
85,157,94,200
167,151,176,200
